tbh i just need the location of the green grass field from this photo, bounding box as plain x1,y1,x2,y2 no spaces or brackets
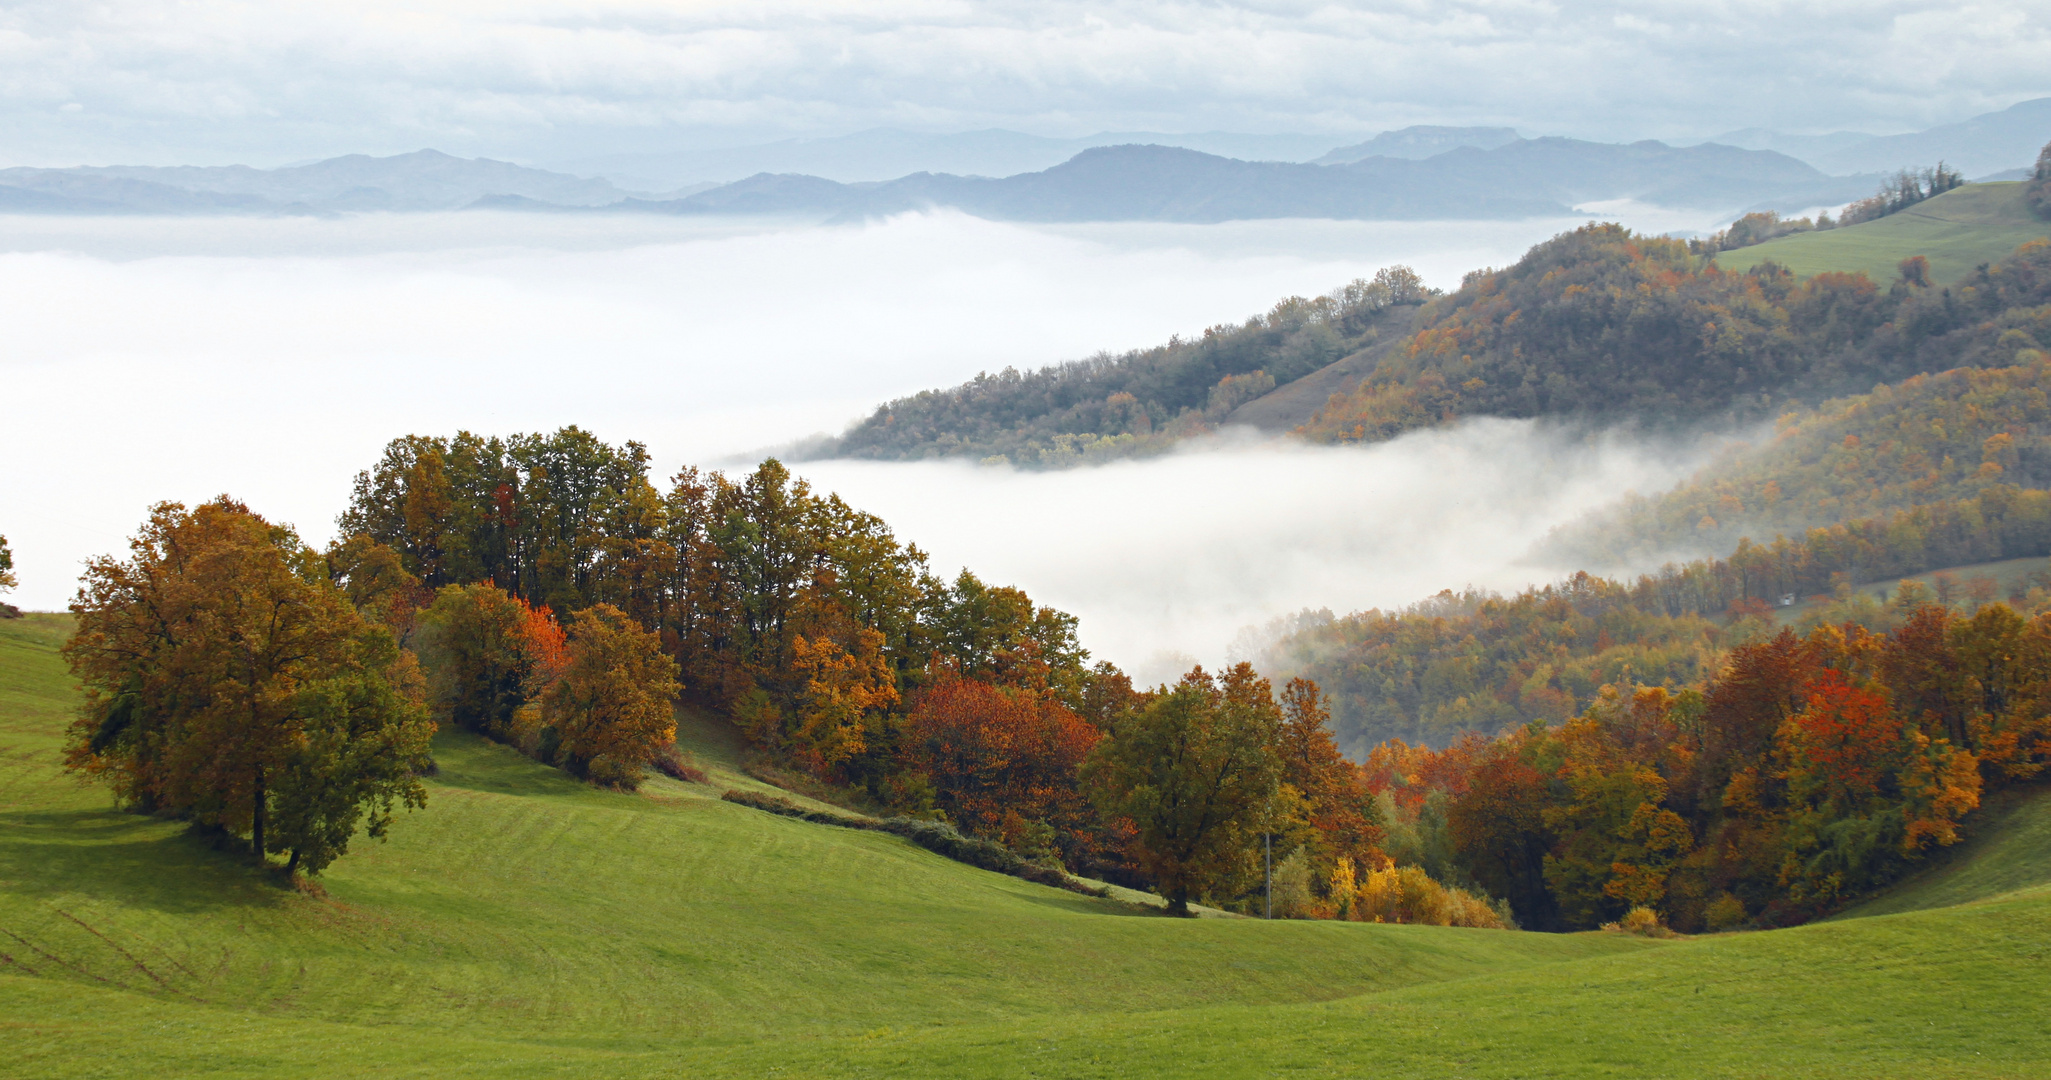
1715,182,2049,285
5,610,2050,1078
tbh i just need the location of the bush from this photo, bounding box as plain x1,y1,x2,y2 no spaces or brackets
1351,862,1508,928
1603,905,1679,938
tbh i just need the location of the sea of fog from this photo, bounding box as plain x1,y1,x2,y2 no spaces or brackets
1,207,1727,679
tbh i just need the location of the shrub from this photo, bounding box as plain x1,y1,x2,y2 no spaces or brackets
1351,861,1508,928
718,789,1108,896
1603,905,1678,937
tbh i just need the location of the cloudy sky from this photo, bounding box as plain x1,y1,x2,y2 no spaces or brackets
2,0,2048,166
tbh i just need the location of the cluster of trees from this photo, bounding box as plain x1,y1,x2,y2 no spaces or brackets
1555,353,2051,567
1693,210,1834,254
327,430,1401,904
1300,225,2051,445
1840,163,1965,226
62,500,433,875
1363,602,2050,932
821,267,1436,466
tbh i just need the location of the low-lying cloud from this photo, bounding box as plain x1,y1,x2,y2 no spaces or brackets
796,423,1708,686
5,209,1709,676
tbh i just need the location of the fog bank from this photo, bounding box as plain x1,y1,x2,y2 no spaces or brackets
797,422,1709,686
6,210,1709,675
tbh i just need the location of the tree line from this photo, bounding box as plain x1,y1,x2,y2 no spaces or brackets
1355,602,2048,933
63,435,1408,922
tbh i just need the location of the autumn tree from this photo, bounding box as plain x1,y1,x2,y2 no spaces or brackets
535,604,681,789
62,499,431,873
904,672,1102,854
1082,664,1283,915
1276,678,1383,896
414,582,565,738
1448,737,1558,930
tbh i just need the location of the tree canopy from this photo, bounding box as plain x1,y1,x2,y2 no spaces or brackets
63,499,431,874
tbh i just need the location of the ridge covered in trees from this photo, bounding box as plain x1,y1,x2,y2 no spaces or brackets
818,267,1436,466
814,208,2051,467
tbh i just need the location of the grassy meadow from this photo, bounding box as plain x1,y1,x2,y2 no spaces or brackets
5,609,2050,1078
1715,182,2049,285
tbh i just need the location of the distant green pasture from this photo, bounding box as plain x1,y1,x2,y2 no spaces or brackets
1716,182,2049,286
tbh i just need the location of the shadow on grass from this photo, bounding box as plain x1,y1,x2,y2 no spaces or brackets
424,730,602,801
0,808,288,914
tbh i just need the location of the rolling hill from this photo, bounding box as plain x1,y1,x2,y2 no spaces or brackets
1714,181,2051,284
9,598,2051,1075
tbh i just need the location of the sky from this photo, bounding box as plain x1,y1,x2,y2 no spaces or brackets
1,0,2047,167
0,209,1724,676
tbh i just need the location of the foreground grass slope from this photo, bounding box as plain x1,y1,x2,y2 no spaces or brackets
0,613,1641,1077
1716,181,2049,285
7,610,2049,1077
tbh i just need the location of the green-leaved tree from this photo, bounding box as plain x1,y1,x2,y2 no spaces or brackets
1082,663,1283,915
63,499,432,874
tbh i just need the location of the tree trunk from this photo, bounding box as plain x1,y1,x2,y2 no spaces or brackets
251,763,266,863
1166,892,1192,918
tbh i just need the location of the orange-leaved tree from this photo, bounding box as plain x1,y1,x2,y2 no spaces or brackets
904,672,1101,854
536,604,680,789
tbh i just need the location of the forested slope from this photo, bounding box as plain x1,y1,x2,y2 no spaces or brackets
1547,351,2051,568
820,213,2051,467
819,267,1435,466
1300,226,2051,443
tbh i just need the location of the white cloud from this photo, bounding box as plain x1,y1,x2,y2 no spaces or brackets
0,1,2044,166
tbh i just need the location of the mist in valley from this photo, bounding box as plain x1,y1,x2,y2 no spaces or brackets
4,207,1729,674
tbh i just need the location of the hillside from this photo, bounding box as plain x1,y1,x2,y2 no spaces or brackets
11,610,2051,1077
1715,182,2051,285
1547,354,2051,569
824,208,2051,467
1837,784,2051,919
0,612,1646,1076
819,268,1435,465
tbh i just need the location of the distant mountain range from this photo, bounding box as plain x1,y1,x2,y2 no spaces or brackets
1706,97,2051,178
625,139,1869,224
0,150,648,215
2,97,2043,224
549,129,1358,188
